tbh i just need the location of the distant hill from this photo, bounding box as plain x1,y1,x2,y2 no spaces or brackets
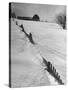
17,14,40,21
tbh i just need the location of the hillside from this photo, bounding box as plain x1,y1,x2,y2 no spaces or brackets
11,18,66,87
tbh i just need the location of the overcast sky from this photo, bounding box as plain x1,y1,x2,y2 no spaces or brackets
11,3,66,22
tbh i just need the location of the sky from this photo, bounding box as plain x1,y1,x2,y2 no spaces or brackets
11,3,66,22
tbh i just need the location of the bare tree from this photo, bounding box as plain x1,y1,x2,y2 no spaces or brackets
11,12,16,21
32,14,40,21
55,13,66,30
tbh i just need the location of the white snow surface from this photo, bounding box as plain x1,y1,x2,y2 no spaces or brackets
11,18,66,87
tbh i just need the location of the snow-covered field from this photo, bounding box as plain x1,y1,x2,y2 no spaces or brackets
11,18,66,87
